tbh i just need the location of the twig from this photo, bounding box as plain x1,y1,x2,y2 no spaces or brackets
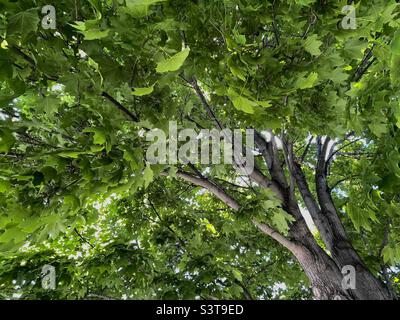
74,228,95,249
101,92,139,122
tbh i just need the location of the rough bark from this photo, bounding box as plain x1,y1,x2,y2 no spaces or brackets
254,133,393,299
289,218,350,300
313,137,392,299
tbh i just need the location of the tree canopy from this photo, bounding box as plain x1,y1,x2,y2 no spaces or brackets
0,0,400,300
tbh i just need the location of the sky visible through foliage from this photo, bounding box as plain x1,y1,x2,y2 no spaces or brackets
0,0,400,300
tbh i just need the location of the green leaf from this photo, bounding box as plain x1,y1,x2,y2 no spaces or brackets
296,0,316,6
0,128,16,153
156,48,190,73
390,30,400,87
205,222,218,235
132,84,155,96
304,35,322,56
0,50,13,81
0,228,27,244
232,269,243,282
227,56,247,81
38,96,59,115
143,164,154,188
82,29,109,40
295,72,319,89
258,101,272,108
271,210,295,235
231,95,257,114
0,179,10,193
369,121,387,138
329,68,349,84
88,0,103,19
57,151,86,158
63,195,80,211
40,215,67,239
69,21,86,31
382,245,400,265
227,88,271,113
125,0,167,17
70,20,109,40
7,8,39,35
346,203,375,232
83,127,107,145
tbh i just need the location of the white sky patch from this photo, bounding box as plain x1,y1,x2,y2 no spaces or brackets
260,131,283,149
0,112,7,120
77,49,88,59
299,206,317,234
196,189,206,196
51,83,64,91
235,175,251,187
272,282,287,298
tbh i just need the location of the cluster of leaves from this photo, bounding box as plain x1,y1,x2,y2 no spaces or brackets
0,0,399,298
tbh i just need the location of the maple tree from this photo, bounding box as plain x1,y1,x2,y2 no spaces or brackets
0,0,400,300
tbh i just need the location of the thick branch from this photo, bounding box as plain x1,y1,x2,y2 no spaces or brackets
254,130,288,189
300,136,313,162
292,160,333,251
161,170,297,252
162,170,241,211
252,220,298,254
281,135,296,197
247,168,284,202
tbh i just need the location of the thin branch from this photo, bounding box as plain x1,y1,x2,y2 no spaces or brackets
271,0,280,46
281,134,295,198
213,177,250,189
300,136,313,162
148,198,186,247
161,170,241,211
86,293,119,300
74,228,95,249
330,175,357,190
378,221,390,259
326,137,363,164
316,136,334,178
186,77,224,131
254,130,287,198
377,220,398,299
101,92,139,122
352,45,377,82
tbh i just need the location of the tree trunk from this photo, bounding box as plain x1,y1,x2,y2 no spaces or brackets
289,219,351,300
182,85,395,300
291,225,393,299
286,200,393,300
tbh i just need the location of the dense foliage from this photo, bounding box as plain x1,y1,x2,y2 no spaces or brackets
0,0,400,299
